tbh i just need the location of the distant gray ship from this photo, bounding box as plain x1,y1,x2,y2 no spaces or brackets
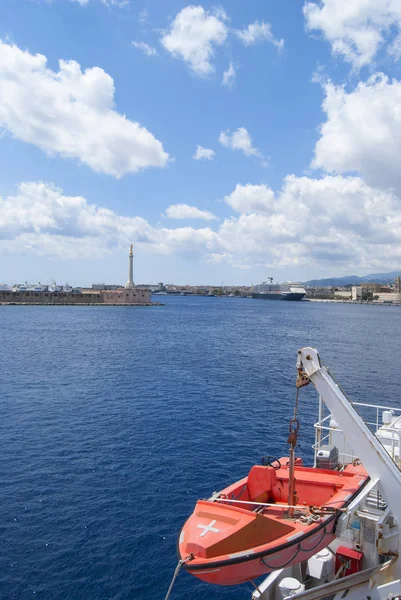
252,278,306,301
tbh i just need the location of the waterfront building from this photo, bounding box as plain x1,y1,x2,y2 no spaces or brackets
334,290,352,300
0,247,151,306
92,284,122,291
376,275,401,304
351,286,362,301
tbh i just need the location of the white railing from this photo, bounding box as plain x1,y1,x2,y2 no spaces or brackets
313,398,401,466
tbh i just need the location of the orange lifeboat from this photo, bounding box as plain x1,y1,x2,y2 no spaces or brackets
178,457,368,586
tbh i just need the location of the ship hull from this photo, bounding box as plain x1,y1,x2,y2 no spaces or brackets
182,517,337,585
252,292,305,301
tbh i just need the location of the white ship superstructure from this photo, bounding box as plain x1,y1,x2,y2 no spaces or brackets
28,283,47,292
13,283,28,292
252,279,306,301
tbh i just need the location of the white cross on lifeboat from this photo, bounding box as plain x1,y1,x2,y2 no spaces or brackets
197,519,220,537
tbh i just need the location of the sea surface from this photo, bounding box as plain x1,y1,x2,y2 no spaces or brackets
1,297,400,600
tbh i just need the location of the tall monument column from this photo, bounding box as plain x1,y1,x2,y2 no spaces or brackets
125,244,134,289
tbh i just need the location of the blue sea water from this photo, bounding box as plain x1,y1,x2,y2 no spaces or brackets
0,297,400,600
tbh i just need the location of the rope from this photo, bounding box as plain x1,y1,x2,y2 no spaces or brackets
293,387,300,421
164,554,194,600
261,544,301,570
287,387,301,515
299,526,327,553
261,519,336,571
211,497,311,511
250,580,263,594
231,483,247,500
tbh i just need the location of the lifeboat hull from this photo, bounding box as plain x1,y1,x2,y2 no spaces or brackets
179,462,368,586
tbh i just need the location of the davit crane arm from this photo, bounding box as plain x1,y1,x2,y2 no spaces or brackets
297,347,401,527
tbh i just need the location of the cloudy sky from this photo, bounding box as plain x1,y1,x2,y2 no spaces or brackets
1,0,401,286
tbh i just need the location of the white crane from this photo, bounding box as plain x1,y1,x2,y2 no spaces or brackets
296,347,401,527
252,348,401,600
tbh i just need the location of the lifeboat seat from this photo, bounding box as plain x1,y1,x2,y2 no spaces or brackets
247,466,278,504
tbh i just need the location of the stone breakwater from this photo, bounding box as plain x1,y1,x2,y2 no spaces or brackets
0,288,152,306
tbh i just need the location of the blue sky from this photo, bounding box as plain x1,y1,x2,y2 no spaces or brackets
1,0,401,286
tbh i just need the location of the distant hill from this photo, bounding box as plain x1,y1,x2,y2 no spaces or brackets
304,271,400,287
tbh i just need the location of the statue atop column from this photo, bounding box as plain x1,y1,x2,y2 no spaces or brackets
125,245,134,289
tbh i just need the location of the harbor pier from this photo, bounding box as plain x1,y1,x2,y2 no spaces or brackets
0,288,151,306
0,246,153,306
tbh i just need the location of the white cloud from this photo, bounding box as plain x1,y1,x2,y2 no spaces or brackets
3,175,401,274
222,61,236,87
304,0,401,68
193,145,215,160
100,0,129,5
219,175,401,270
219,127,260,157
312,74,401,193
132,41,158,56
51,0,130,6
138,8,148,23
0,40,169,178
161,5,228,76
0,182,220,258
164,203,216,221
234,20,284,50
71,0,129,6
389,33,401,59
225,184,275,214
160,8,284,78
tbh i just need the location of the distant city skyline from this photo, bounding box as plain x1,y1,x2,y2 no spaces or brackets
1,1,401,284
3,267,400,289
